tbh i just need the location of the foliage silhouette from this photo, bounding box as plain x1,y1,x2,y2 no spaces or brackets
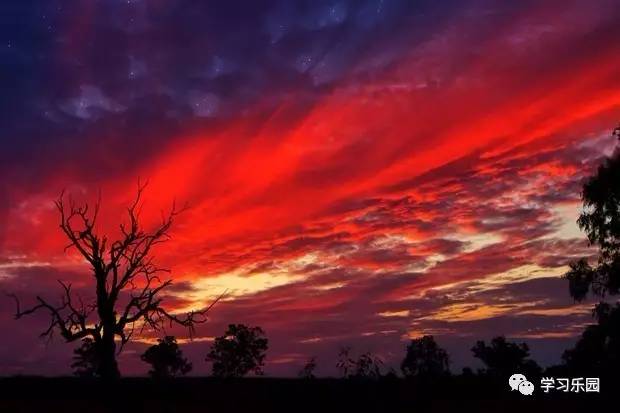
336,346,383,379
71,338,100,377
472,336,541,378
8,184,220,379
560,125,620,376
565,125,620,301
298,356,317,379
461,367,475,377
141,336,192,378
206,324,268,378
336,346,356,378
401,335,450,380
354,352,383,379
560,302,620,375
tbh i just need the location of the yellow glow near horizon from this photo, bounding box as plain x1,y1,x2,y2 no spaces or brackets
377,310,411,318
419,302,521,322
189,270,305,301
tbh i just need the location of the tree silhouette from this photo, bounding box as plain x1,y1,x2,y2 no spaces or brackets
401,335,450,380
206,324,268,377
336,346,356,378
565,125,620,301
298,356,317,379
353,352,383,379
561,302,620,375
141,336,192,378
336,346,383,379
561,125,620,375
9,184,220,379
71,338,100,377
472,336,540,378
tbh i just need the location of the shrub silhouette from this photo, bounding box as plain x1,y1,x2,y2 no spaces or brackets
336,346,356,378
206,324,268,377
354,352,383,378
337,346,383,379
401,335,450,380
141,336,192,378
298,356,317,379
472,336,540,378
71,338,100,377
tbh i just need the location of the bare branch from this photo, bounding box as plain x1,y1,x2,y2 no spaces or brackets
11,184,217,378
8,292,99,342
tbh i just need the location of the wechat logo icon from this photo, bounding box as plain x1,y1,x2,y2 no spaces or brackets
509,373,534,396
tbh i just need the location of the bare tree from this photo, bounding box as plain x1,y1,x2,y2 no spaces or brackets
9,183,220,379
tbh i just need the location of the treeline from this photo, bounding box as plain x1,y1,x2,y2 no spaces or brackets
70,308,620,380
72,324,268,378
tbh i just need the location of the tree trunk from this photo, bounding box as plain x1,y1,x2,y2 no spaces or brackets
95,273,119,379
97,328,120,379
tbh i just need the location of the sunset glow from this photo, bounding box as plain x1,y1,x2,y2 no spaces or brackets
1,0,620,376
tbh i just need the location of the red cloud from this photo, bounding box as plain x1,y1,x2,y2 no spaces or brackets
2,0,620,375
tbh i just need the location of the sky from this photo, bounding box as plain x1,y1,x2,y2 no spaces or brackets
1,0,620,377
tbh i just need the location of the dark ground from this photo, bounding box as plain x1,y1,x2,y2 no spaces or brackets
0,376,611,413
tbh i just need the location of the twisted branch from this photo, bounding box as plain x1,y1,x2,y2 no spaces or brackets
10,183,218,358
